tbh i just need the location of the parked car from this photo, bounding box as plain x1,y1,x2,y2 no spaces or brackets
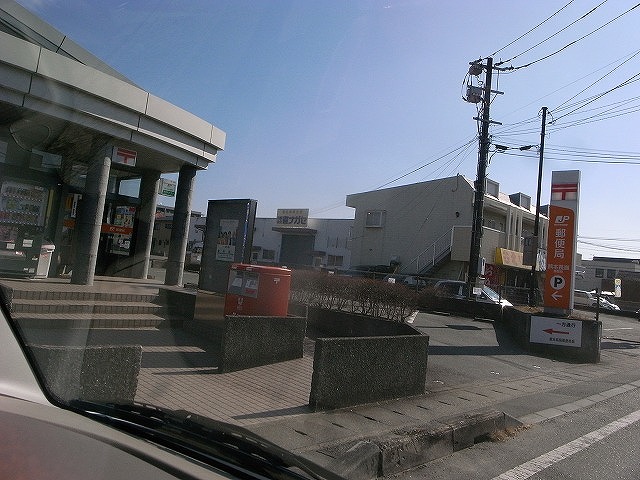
383,274,427,291
575,290,620,310
574,290,597,308
595,296,620,311
433,280,513,307
185,242,203,271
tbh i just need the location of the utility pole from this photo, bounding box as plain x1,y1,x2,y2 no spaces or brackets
467,57,493,297
529,106,547,306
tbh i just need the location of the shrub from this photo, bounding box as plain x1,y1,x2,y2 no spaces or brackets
290,270,417,322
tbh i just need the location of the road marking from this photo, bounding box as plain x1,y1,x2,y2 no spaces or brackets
493,408,640,480
603,327,633,331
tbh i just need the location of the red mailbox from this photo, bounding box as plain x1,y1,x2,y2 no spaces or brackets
224,263,292,316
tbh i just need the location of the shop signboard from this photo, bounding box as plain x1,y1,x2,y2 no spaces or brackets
276,208,308,228
111,146,137,166
158,178,176,197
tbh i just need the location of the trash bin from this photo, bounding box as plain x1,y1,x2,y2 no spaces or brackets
34,243,55,279
224,263,291,316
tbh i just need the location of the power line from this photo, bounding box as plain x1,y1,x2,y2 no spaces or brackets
503,3,640,72
499,152,640,165
310,135,478,216
497,150,640,165
490,92,640,138
491,47,640,139
579,236,639,241
494,0,606,67
551,48,640,112
547,105,640,132
550,71,640,122
577,240,640,254
490,0,576,57
374,136,477,190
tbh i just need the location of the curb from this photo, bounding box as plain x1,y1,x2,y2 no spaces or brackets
299,410,521,480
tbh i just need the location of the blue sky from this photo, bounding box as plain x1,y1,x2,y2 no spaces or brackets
15,0,640,260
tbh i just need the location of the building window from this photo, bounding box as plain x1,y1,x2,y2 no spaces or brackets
607,269,616,279
595,268,604,278
262,249,275,261
327,255,344,267
365,210,385,227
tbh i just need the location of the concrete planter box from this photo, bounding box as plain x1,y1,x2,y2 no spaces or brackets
185,291,307,372
218,315,307,373
290,305,430,411
309,334,430,411
28,345,142,403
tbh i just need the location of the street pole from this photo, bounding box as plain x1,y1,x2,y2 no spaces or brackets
529,106,547,306
467,57,493,297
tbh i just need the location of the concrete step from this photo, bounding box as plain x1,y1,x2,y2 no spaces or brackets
10,312,166,329
10,299,165,316
9,289,160,303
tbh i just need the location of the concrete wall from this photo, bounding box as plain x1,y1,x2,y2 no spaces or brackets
292,304,419,338
158,288,196,328
219,315,307,373
29,345,142,403
309,334,430,411
501,308,602,363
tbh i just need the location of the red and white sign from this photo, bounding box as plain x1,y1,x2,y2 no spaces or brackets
551,183,578,201
530,316,582,347
112,146,137,166
544,171,580,314
543,206,575,310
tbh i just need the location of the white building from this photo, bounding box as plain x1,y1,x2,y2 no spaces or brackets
346,175,548,289
251,217,353,270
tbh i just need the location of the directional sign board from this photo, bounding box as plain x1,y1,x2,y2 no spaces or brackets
544,171,580,314
530,316,582,347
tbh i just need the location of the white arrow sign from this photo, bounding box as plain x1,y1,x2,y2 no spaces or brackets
551,291,562,301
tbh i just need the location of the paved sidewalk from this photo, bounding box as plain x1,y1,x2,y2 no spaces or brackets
131,307,639,477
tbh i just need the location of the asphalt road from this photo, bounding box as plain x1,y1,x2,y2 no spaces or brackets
387,311,640,479
389,386,640,480
412,311,634,392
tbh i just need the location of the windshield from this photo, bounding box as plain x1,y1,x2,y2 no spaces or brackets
482,285,501,303
2,1,640,479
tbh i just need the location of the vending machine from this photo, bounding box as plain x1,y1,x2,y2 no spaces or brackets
0,179,49,276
